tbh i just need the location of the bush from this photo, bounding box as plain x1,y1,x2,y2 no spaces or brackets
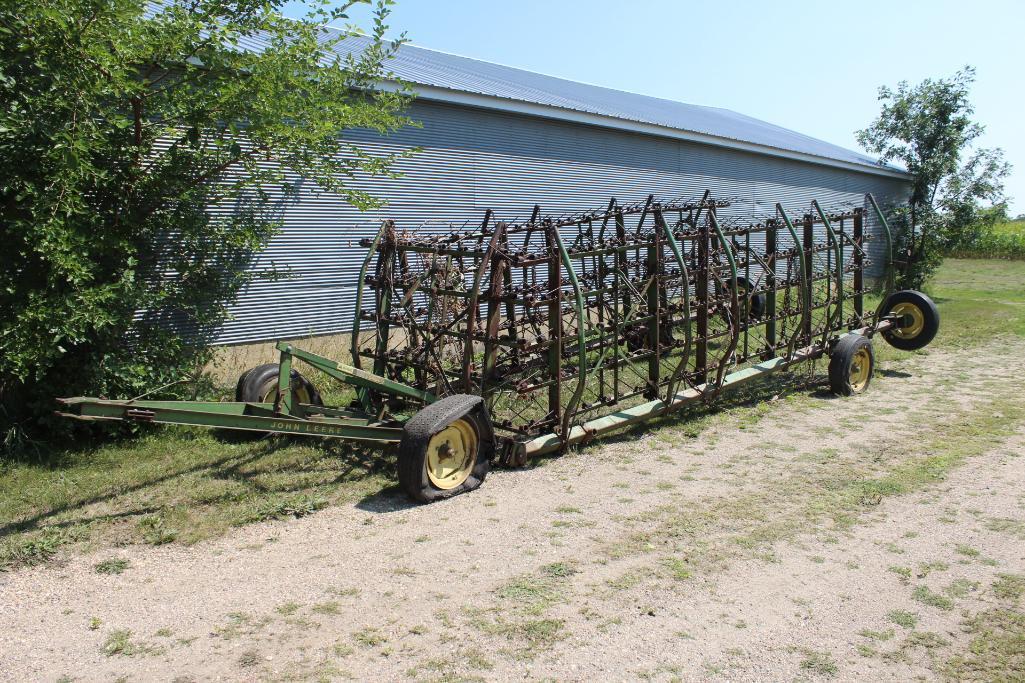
0,0,412,453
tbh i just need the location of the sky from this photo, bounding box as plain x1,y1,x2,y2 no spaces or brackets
283,0,1024,214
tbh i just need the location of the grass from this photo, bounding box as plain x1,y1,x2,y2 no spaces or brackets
2,259,1025,569
913,585,954,611
94,557,129,575
101,629,137,657
798,649,838,676
942,572,1025,680
887,610,918,629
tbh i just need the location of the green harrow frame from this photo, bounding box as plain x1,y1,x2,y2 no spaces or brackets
59,192,939,502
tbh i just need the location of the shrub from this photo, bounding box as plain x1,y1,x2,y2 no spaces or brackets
0,0,413,452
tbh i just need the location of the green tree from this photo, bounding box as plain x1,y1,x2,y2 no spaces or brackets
857,67,1010,288
0,0,414,450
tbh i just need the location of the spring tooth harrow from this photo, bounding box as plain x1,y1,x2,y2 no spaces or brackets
59,192,939,503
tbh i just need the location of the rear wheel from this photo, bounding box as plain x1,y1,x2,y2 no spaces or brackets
880,290,939,351
718,276,766,320
398,395,493,503
235,363,323,409
829,334,874,396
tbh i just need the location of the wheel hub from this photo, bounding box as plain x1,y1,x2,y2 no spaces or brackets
891,302,925,340
849,347,871,392
426,419,477,490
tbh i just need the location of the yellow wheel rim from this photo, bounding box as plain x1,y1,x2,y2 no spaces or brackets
258,379,310,405
426,418,478,490
849,347,872,392
891,302,925,340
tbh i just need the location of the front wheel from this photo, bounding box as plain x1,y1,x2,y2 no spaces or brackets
398,395,493,503
880,290,939,351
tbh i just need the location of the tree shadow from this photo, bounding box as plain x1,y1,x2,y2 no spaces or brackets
878,368,912,378
0,434,398,541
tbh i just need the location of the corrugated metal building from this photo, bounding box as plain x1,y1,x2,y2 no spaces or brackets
211,37,910,346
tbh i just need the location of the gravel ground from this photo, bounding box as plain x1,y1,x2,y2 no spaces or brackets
1,342,1023,682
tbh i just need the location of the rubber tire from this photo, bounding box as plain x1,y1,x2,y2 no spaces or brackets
829,334,874,397
398,394,494,503
717,276,767,320
235,363,323,408
625,323,674,353
880,290,940,351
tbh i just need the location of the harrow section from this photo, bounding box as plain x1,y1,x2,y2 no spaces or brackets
352,193,893,464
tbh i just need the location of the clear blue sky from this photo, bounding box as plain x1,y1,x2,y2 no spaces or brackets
284,0,1024,214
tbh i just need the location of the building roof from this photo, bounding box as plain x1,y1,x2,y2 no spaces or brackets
241,28,908,179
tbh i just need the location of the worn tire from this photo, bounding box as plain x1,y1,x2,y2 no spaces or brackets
829,334,874,397
235,363,323,408
398,394,494,503
717,276,767,320
880,290,940,351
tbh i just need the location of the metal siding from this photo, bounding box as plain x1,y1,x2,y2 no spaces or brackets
208,100,908,345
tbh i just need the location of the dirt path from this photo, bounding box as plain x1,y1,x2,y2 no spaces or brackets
2,343,1024,682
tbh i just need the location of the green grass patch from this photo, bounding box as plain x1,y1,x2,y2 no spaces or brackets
94,557,129,575
0,429,391,568
798,649,838,676
943,608,1025,679
993,574,1025,602
913,585,954,611
101,629,138,657
887,610,918,629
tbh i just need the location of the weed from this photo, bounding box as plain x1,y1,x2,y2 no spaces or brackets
138,515,178,546
497,575,562,613
906,631,949,649
992,574,1025,602
275,602,300,616
888,566,912,584
606,571,643,591
94,558,129,575
662,557,692,581
0,526,82,570
985,517,1025,538
541,562,577,578
249,494,325,523
917,560,949,577
799,649,838,676
944,579,979,598
238,650,261,667
859,628,895,641
101,629,136,657
942,607,1025,679
311,601,340,615
913,585,954,611
955,544,980,558
353,627,387,647
519,618,565,647
887,610,918,629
